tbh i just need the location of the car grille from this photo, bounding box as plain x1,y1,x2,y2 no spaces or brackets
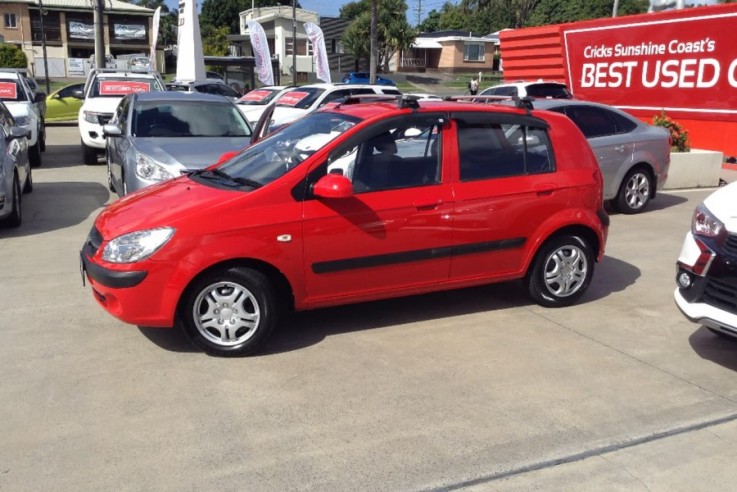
702,276,737,316
97,114,113,125
84,226,104,256
725,233,737,258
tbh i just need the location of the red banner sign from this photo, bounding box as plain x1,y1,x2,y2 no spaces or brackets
0,82,18,100
563,10,737,121
239,90,272,103
99,80,151,96
277,91,309,107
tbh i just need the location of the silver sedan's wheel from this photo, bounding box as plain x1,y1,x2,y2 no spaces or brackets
616,168,651,214
179,267,279,356
192,281,261,347
525,235,594,307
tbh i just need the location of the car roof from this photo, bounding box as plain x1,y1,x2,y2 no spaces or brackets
133,91,234,103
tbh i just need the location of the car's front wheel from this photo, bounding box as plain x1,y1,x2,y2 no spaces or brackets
39,121,46,152
179,267,279,357
29,141,41,167
2,175,21,228
525,235,594,307
82,141,98,165
616,167,651,214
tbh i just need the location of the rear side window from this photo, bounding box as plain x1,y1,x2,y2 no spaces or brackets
457,120,553,180
525,83,572,99
559,106,618,138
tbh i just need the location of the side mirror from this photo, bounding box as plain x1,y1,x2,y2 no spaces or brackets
8,127,30,140
313,173,353,199
72,89,84,99
34,92,46,102
102,124,123,137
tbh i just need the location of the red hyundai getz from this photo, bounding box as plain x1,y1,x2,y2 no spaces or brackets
81,96,608,356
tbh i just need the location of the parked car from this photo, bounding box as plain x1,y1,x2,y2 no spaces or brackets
0,100,32,228
479,81,573,99
45,83,85,123
103,91,252,197
0,69,46,166
127,56,151,70
528,99,670,214
342,72,396,86
81,95,609,357
78,68,165,165
407,93,442,101
236,85,293,126
674,181,737,339
270,83,402,128
166,80,242,100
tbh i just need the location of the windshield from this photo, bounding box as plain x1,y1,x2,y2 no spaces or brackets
214,112,360,187
92,77,160,97
133,100,251,138
238,89,281,106
275,87,325,109
0,81,29,102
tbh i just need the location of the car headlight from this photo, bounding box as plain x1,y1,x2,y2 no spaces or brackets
102,227,175,263
83,111,101,124
692,204,724,239
135,153,174,182
14,115,30,127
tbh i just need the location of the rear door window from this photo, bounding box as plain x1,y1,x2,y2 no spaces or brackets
561,105,618,138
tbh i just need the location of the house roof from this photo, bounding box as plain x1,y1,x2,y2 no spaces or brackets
15,0,153,14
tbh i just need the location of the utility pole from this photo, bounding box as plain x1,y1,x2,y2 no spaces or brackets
37,0,50,94
417,0,421,27
292,0,297,85
94,0,105,69
369,0,377,84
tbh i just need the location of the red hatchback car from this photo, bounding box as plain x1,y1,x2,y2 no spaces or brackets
81,96,609,356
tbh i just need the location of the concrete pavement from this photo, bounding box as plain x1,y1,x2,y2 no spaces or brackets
1,125,737,491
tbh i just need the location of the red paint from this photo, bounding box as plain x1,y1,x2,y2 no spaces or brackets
0,82,17,100
239,89,272,102
276,91,309,106
99,80,152,95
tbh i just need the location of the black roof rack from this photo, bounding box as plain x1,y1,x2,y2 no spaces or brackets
338,94,421,110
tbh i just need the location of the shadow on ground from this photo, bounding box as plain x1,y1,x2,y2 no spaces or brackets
138,255,639,357
605,192,689,215
689,327,737,372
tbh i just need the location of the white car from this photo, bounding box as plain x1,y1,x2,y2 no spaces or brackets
675,181,737,338
0,69,45,166
78,68,165,164
270,83,402,127
236,85,293,126
479,80,573,99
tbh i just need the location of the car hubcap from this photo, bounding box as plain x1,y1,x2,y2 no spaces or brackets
192,281,260,347
544,245,587,297
624,173,649,210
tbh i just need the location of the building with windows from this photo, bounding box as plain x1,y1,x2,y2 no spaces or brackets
400,30,500,74
0,0,154,78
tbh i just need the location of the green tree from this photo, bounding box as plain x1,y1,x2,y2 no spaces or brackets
136,0,177,46
460,0,541,28
528,0,647,26
341,0,416,70
418,2,506,34
201,25,232,56
0,44,27,69
200,0,298,34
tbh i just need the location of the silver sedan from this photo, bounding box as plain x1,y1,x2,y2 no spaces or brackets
103,91,252,197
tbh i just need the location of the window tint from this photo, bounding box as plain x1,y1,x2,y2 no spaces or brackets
319,89,352,107
214,83,240,98
335,117,442,193
457,120,553,180
381,88,401,95
563,106,617,138
607,109,637,133
525,83,572,99
494,86,518,97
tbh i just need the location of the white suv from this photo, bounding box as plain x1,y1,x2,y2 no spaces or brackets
479,80,573,99
0,69,45,166
270,83,402,127
78,68,165,164
675,181,737,339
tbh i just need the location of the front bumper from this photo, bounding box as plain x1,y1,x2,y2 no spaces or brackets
79,115,112,149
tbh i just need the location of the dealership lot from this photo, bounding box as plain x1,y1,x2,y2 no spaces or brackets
3,125,737,490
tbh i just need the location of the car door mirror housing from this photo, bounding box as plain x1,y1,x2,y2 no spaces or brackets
72,89,84,99
313,173,353,199
102,124,123,137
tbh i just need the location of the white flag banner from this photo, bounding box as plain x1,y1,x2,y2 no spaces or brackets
304,22,331,84
248,21,274,86
150,7,161,70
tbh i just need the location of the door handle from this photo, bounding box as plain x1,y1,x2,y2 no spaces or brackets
535,184,556,196
414,199,444,210
614,145,625,153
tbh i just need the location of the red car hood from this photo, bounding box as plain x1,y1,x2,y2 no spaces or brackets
96,176,245,240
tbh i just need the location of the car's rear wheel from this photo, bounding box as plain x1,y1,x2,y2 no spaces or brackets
2,175,22,228
106,154,115,193
179,267,279,357
29,142,41,167
82,141,98,165
616,168,651,214
525,235,594,307
23,167,32,194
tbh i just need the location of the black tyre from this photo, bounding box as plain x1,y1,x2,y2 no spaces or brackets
525,235,594,307
178,267,280,357
29,141,41,167
106,156,115,193
23,167,32,194
82,142,98,165
2,175,22,228
615,167,651,214
39,122,46,152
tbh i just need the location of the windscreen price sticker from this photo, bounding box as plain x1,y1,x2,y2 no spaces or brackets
0,82,18,99
277,92,309,107
240,90,271,102
99,81,151,95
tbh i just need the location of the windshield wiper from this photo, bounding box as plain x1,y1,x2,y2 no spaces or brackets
186,168,262,188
